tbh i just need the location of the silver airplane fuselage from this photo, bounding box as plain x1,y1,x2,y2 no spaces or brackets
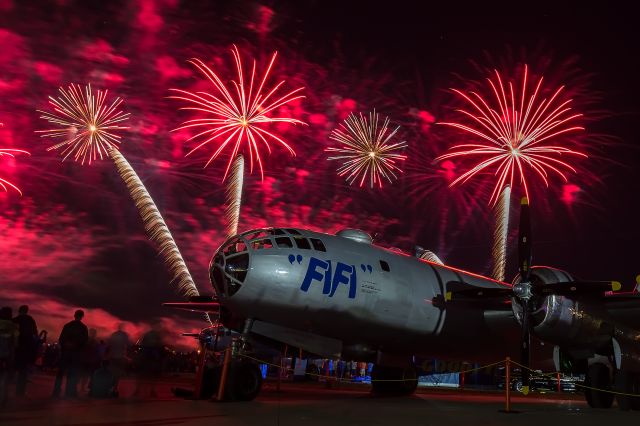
210,227,522,363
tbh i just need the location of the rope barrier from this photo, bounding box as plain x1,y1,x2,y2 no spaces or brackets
510,360,640,398
234,353,640,398
237,353,506,383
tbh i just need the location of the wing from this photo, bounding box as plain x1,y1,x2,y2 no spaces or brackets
604,294,640,330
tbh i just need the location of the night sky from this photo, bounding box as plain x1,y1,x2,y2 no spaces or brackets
1,1,638,348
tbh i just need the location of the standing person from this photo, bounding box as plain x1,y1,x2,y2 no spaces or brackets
0,307,19,406
80,328,100,394
12,305,38,397
107,323,130,396
53,310,88,398
133,323,164,398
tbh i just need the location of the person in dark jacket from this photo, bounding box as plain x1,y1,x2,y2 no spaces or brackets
0,307,19,406
12,305,38,397
52,310,88,398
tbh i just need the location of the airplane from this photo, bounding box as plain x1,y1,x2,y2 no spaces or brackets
167,198,640,410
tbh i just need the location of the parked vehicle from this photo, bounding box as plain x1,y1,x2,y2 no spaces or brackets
496,367,583,392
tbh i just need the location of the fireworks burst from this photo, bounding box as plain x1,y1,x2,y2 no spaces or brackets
170,45,305,181
36,84,130,165
437,65,586,205
327,111,407,188
37,87,205,310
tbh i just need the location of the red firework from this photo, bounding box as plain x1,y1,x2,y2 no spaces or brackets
36,84,130,165
437,65,586,205
0,123,29,195
170,45,306,181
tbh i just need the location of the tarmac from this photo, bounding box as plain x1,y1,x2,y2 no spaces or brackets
1,372,638,425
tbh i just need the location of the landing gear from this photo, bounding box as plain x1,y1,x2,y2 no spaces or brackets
196,318,262,402
371,365,418,396
198,361,263,401
585,363,614,408
614,371,640,411
225,362,263,401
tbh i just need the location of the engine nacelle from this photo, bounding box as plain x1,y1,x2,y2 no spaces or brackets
512,266,613,351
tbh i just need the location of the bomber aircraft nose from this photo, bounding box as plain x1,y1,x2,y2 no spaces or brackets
210,237,250,297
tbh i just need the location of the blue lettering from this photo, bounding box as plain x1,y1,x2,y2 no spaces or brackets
300,257,329,293
299,257,357,299
323,260,332,294
329,263,357,299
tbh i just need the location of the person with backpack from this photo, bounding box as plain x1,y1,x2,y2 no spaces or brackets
12,305,38,397
52,310,88,398
0,307,19,406
89,360,117,398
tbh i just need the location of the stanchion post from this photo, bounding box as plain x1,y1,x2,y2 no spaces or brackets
460,369,465,391
193,345,207,399
557,372,561,393
216,346,232,401
276,355,282,392
505,357,511,413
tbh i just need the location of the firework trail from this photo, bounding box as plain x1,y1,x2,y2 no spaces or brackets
225,154,244,238
110,147,199,298
437,65,586,205
491,185,511,281
36,84,130,165
418,249,444,265
327,111,407,188
38,85,202,302
170,45,305,181
0,144,29,195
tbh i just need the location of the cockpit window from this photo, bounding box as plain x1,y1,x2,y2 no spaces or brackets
286,229,302,235
310,238,326,252
224,239,247,255
273,228,286,235
251,239,273,250
247,230,272,240
380,260,390,272
275,237,293,248
294,236,311,249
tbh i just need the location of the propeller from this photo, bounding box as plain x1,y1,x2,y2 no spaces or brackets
449,197,621,395
511,198,621,395
512,197,533,395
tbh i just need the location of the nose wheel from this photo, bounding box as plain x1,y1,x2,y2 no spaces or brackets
585,363,614,409
371,365,418,396
216,318,262,401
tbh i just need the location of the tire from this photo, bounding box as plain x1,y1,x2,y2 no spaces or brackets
371,365,417,396
615,371,633,411
585,363,614,409
225,362,263,401
371,364,393,395
631,374,640,411
399,366,418,395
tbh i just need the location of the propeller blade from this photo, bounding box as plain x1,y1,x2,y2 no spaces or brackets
162,302,220,313
188,295,218,303
537,281,621,297
518,197,532,282
521,299,532,395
